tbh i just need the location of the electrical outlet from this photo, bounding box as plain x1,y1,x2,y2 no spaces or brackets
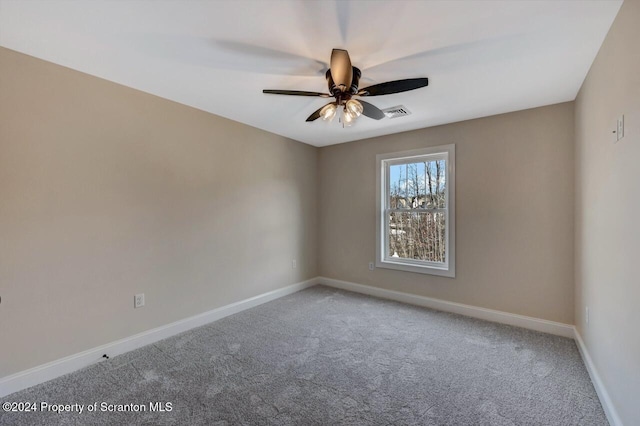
585,306,589,325
292,259,297,269
368,262,374,271
134,293,145,309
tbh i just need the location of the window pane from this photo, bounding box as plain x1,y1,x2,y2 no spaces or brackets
388,160,446,209
388,211,446,263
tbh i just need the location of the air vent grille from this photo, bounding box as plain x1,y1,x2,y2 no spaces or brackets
382,105,412,119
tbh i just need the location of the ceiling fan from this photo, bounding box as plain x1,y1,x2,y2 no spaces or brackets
263,49,429,126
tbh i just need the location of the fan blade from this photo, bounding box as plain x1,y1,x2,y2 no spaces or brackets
263,90,331,97
359,100,385,120
358,78,429,96
306,102,334,122
330,49,352,91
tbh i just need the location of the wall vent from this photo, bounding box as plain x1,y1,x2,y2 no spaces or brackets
382,105,412,119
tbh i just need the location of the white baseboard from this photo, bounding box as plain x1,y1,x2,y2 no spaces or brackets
573,329,623,426
318,277,575,338
0,277,318,398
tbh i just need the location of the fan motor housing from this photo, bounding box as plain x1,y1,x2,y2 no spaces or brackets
326,67,361,97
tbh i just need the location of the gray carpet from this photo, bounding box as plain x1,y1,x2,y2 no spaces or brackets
1,285,607,425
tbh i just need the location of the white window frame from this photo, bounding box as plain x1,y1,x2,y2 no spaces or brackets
376,144,455,277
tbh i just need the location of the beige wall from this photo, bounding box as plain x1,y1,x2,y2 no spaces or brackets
319,103,575,324
0,47,318,377
5,13,636,420
574,0,640,424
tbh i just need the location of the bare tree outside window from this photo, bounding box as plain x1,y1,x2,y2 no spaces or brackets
388,159,447,263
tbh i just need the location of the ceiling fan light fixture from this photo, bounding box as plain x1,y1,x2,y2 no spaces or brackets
320,103,337,121
342,107,356,126
263,48,428,126
345,99,363,117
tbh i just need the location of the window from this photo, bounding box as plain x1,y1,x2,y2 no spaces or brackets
376,145,455,277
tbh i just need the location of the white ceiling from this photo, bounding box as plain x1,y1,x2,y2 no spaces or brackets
0,0,622,147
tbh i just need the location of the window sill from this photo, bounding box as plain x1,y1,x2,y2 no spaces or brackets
376,259,455,278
